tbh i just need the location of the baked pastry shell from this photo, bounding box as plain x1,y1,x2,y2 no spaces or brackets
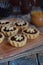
0,20,12,29
8,34,27,47
14,21,29,30
0,32,5,44
1,26,19,37
22,28,40,39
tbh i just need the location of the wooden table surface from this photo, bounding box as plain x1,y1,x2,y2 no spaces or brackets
0,18,43,63
0,32,43,63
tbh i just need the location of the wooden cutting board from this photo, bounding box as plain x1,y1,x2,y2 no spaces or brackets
0,34,43,60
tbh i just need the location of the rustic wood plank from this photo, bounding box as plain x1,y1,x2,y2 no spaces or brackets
0,34,43,62
0,43,43,63
38,53,43,64
9,55,38,65
0,62,8,65
0,34,42,60
40,63,43,65
0,18,43,63
3,62,8,65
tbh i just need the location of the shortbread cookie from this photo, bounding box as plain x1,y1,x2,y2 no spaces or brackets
1,26,18,37
8,34,27,47
22,27,40,39
0,32,5,44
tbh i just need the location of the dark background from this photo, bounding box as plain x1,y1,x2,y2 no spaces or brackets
0,0,43,19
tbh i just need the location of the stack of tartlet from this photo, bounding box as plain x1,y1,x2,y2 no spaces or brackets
0,18,40,47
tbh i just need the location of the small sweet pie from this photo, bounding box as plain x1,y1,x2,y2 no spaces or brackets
8,34,27,47
1,26,18,37
22,27,40,39
15,19,29,30
0,20,12,28
0,32,4,44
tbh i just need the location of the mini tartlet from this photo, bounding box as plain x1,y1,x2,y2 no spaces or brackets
8,34,27,47
22,27,40,39
0,20,12,28
1,26,19,37
0,32,5,44
14,19,29,30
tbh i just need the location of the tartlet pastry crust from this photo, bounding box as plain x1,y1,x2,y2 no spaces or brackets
14,19,29,30
8,34,27,47
22,27,40,39
0,20,12,28
1,26,18,37
0,32,5,44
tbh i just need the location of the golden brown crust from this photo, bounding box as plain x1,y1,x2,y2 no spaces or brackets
14,19,29,30
1,26,19,37
0,32,5,44
8,34,27,47
22,27,40,39
0,20,12,28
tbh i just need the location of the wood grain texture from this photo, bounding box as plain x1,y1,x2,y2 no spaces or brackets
38,53,43,64
0,34,43,60
40,63,43,65
0,18,43,63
